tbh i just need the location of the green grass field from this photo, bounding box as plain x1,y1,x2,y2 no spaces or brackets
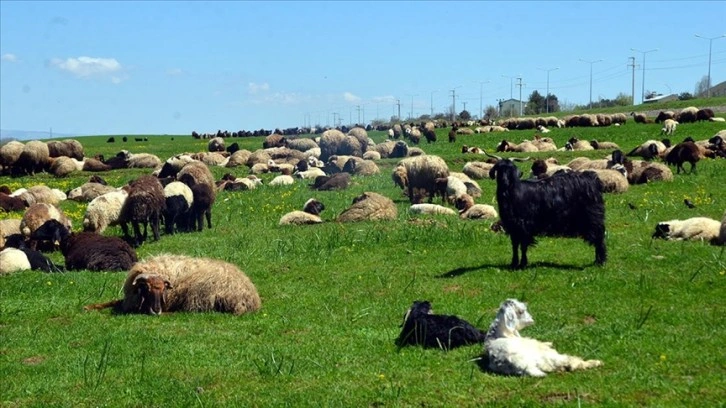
1,104,725,407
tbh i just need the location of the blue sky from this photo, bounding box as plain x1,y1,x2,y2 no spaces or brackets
1,1,725,136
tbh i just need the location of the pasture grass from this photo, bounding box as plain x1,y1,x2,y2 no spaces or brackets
1,112,725,407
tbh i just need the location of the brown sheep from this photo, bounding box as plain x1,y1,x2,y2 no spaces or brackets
121,175,166,246
630,112,648,124
398,155,450,204
62,232,137,271
664,139,700,174
84,254,261,316
47,139,84,160
337,192,398,223
262,134,286,149
20,203,73,237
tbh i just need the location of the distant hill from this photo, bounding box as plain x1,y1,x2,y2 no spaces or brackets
0,129,79,142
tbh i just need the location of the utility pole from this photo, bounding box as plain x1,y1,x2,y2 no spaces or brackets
631,48,657,103
515,77,524,116
628,56,637,105
450,89,456,122
501,75,514,99
356,105,361,125
462,101,467,115
695,34,726,98
430,91,437,117
477,81,489,119
538,67,558,113
396,99,401,122
580,58,603,109
332,112,338,128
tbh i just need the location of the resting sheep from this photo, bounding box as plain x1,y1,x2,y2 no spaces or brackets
409,203,457,216
279,198,325,225
489,158,606,269
478,299,603,377
62,231,138,271
337,192,397,223
20,203,73,238
84,254,261,315
454,194,498,220
652,217,722,244
395,300,486,350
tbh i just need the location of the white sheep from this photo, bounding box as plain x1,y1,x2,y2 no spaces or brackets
652,217,722,243
661,119,678,136
82,189,129,234
279,199,325,225
479,299,603,377
454,194,498,220
269,175,295,186
409,203,457,216
0,248,32,274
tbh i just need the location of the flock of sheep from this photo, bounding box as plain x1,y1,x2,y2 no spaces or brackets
1,104,726,377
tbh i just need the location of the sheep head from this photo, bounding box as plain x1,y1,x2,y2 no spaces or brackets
303,199,325,215
485,299,534,341
132,273,172,315
400,300,433,327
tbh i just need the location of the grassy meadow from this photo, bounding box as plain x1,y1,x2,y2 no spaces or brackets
1,105,726,407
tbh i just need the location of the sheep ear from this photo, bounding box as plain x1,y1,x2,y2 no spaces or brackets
504,309,517,332
164,279,173,290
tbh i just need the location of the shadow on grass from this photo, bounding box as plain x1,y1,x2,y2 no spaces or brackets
436,261,587,278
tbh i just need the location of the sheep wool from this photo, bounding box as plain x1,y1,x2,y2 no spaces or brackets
121,254,261,315
652,217,721,243
20,203,72,237
409,204,457,216
83,190,129,234
337,192,397,223
0,248,32,274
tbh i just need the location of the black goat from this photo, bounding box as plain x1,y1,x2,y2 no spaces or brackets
489,159,607,269
395,300,486,350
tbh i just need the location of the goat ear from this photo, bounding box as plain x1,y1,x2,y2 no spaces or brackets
504,309,517,332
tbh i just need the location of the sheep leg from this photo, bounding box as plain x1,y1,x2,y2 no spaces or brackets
509,239,520,269
196,212,204,231
164,212,175,235
519,242,529,269
132,221,143,246
152,214,161,241
205,209,212,229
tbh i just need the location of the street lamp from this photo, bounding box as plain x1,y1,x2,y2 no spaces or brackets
501,74,515,99
430,90,437,117
695,34,726,98
579,59,603,109
477,80,490,119
631,48,657,103
538,67,559,113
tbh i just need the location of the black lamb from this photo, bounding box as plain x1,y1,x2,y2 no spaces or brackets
395,300,486,350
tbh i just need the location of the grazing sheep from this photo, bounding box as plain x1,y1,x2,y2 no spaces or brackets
398,155,450,204
67,182,117,202
82,189,129,234
664,139,699,174
61,231,138,271
630,111,648,124
661,119,678,136
49,156,80,177
478,299,603,377
162,181,193,234
318,129,347,162
627,161,674,184
409,203,457,216
208,137,226,152
121,175,166,246
489,158,606,269
676,106,698,123
20,203,72,238
279,198,325,225
0,248,32,274
337,192,397,223
15,141,50,176
655,110,676,123
0,140,25,171
188,183,215,231
84,254,261,315
395,300,486,350
342,158,380,176
652,217,721,244
455,193,498,220
47,139,84,160
262,134,286,149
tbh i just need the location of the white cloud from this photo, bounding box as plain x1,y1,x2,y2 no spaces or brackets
50,56,124,82
248,82,270,94
1,53,19,63
343,92,361,103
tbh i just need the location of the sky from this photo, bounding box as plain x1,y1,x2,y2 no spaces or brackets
1,1,725,137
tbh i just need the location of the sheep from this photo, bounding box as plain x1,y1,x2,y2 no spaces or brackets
655,110,676,123
67,182,117,202
208,137,226,152
565,137,595,151
286,137,319,152
627,161,674,184
59,231,138,271
395,300,486,350
177,161,216,193
342,158,380,176
664,139,700,174
84,254,261,315
310,173,351,191
422,123,437,143
454,194,498,220
279,198,325,225
47,139,84,160
449,172,482,198
0,218,22,248
0,248,32,274
49,156,80,177
530,159,572,179
362,150,381,161
496,140,538,153
652,217,722,244
462,161,496,180
19,185,66,207
337,192,397,223
189,183,215,232
719,210,726,245
433,176,467,204
660,119,678,136
409,203,457,216
536,125,550,133
15,141,50,176
294,167,326,180
589,140,620,150
0,140,25,171
82,157,112,172
478,299,603,377
626,139,668,160
26,218,71,251
318,129,347,162
581,166,629,194
82,189,129,234
262,134,286,149
269,175,295,186
122,151,162,169
120,175,166,246
530,136,557,152
1,192,27,212
397,155,449,204
630,111,648,124
20,203,72,238
162,181,193,234
1,235,61,272
489,158,606,269
676,106,698,123
225,149,252,168
217,174,263,191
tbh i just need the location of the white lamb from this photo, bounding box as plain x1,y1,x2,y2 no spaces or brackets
479,299,603,377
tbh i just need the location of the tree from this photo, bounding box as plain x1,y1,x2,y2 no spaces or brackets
459,110,471,121
678,92,694,100
544,94,560,113
526,90,544,115
485,105,499,119
613,93,631,107
695,75,709,96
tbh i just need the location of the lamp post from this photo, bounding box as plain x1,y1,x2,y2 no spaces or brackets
695,34,726,98
579,59,603,109
538,67,559,113
477,80,489,119
631,48,657,103
430,90,437,117
501,74,514,99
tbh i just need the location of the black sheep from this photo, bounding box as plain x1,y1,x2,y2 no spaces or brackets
29,219,71,252
3,234,62,272
310,173,351,191
62,232,137,271
189,183,215,231
1,192,27,212
489,159,607,269
121,175,166,246
395,300,486,350
665,138,700,174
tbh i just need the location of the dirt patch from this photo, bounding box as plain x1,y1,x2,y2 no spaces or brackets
584,315,597,325
22,356,45,365
540,391,593,404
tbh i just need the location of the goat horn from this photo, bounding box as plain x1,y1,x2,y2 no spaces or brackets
482,150,503,161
